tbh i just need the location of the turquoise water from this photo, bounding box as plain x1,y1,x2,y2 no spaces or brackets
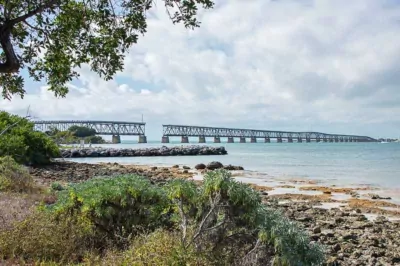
68,141,400,191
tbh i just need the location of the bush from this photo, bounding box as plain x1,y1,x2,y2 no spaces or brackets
86,229,214,265
0,111,60,165
48,175,170,247
0,156,34,192
1,170,325,265
0,211,94,263
164,169,326,265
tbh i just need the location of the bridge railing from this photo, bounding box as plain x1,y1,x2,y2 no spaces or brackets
161,124,377,143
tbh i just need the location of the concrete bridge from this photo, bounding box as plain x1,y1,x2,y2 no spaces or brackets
162,125,377,143
33,120,147,143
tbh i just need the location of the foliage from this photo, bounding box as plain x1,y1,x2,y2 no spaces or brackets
0,0,215,100
0,156,33,192
46,126,105,144
86,229,214,265
0,170,325,265
50,182,65,191
0,211,94,263
48,174,170,247
68,126,96,138
165,169,326,265
0,111,60,164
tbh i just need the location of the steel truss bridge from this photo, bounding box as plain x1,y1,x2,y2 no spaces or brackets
162,125,377,143
33,120,147,143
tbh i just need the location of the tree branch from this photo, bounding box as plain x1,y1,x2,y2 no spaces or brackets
9,0,61,26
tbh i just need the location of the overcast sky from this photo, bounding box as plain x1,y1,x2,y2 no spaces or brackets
2,0,400,140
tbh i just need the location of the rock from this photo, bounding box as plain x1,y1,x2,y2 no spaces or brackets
57,146,228,158
312,226,322,234
206,161,224,170
195,163,206,170
183,170,189,173
150,166,157,171
182,166,190,170
369,193,392,200
332,243,341,252
223,164,244,170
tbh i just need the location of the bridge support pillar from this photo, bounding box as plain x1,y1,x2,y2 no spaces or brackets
250,137,257,143
227,137,234,143
329,139,334,142
265,137,271,143
340,139,344,142
112,135,121,144
277,138,283,143
323,138,328,142
316,138,321,143
162,136,170,143
240,137,246,143
297,138,302,143
306,138,311,143
138,136,147,143
214,137,221,143
345,139,349,142
288,138,293,143
335,139,339,143
199,136,206,143
181,136,189,143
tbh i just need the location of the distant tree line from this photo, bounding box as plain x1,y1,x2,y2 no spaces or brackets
46,126,106,145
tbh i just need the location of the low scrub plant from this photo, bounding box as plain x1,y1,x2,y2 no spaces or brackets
0,170,325,265
47,174,170,248
0,156,34,192
164,169,326,265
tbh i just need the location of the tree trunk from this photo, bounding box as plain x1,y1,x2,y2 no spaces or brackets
0,24,20,73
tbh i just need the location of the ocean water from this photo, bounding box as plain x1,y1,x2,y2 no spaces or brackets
67,141,400,191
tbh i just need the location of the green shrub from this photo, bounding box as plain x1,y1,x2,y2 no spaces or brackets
50,182,65,191
0,156,34,192
164,169,326,265
0,111,60,165
48,175,170,247
86,229,214,265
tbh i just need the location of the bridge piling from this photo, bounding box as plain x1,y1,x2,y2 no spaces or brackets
181,136,189,143
112,135,121,144
240,137,246,143
288,138,293,143
277,137,283,143
162,136,170,143
214,137,221,143
138,136,147,143
199,136,206,143
265,137,270,143
227,137,234,143
250,137,257,143
297,138,302,143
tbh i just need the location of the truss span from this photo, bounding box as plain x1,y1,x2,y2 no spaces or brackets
162,125,377,143
33,120,147,143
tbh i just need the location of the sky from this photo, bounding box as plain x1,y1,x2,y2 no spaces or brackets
1,0,400,141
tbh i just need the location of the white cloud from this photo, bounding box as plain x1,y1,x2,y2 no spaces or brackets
2,0,400,139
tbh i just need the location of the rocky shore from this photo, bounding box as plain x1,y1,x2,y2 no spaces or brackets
58,145,227,158
29,161,400,266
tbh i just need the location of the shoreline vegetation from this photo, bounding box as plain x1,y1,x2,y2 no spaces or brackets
1,160,398,265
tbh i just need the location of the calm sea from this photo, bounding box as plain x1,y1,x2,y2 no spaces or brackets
67,141,400,191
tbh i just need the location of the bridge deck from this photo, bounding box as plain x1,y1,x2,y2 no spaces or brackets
34,120,146,136
162,124,376,142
